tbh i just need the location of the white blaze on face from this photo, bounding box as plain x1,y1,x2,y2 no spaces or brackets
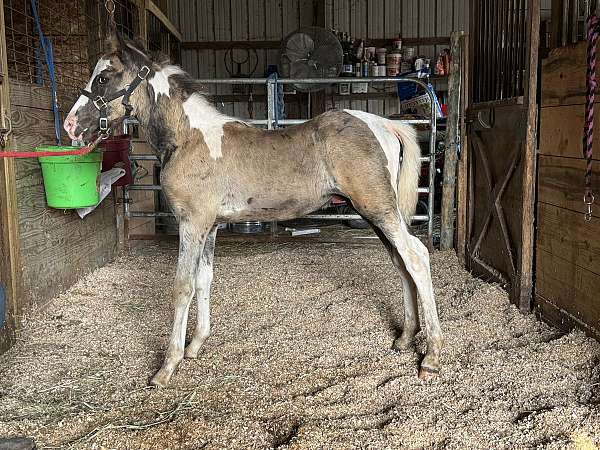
148,65,185,102
182,93,238,160
66,58,113,118
343,109,402,194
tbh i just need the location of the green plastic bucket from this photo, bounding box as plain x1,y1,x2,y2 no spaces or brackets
36,146,103,209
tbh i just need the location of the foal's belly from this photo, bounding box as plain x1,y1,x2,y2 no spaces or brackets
216,191,331,222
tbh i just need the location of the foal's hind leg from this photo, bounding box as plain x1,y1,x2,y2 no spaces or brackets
379,216,443,378
390,251,420,350
184,225,218,359
371,227,419,349
150,218,213,387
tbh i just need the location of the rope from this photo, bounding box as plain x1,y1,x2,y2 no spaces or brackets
0,134,106,158
584,15,599,221
31,0,61,145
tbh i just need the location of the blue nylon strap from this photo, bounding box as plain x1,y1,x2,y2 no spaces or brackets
31,0,61,144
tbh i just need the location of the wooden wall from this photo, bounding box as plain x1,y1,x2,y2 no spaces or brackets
175,0,469,119
536,42,600,339
9,81,118,308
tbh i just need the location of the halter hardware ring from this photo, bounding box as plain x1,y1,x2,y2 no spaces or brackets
99,117,109,132
138,65,151,79
93,96,108,111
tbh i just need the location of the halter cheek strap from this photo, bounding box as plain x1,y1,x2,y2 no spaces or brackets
80,65,151,135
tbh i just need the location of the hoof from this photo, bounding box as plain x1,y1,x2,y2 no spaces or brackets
184,336,208,359
149,369,172,387
418,365,440,381
392,335,414,351
184,346,200,359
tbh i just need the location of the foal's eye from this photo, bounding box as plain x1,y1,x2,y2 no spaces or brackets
97,75,108,85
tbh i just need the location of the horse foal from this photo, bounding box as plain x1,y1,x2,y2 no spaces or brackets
63,32,443,387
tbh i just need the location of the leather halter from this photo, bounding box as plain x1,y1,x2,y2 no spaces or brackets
80,65,151,135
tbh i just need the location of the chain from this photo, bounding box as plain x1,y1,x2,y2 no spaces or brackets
104,0,116,27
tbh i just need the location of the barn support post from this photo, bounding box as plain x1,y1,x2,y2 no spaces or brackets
456,33,470,265
518,0,541,312
0,0,22,353
440,31,465,250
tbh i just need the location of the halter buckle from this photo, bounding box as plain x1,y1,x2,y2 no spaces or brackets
99,117,109,132
93,96,108,111
138,66,151,80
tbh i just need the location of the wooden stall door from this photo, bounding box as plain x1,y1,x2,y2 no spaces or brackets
465,0,540,310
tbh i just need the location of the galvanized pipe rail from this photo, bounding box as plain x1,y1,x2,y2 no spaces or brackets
124,76,439,247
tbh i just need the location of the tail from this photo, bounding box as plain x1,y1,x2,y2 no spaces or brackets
385,121,421,224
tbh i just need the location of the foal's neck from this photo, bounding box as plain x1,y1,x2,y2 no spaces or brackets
133,66,235,159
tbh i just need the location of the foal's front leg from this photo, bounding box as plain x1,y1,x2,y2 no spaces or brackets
184,225,218,359
150,219,212,387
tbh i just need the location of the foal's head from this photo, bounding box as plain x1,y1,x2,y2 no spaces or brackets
63,31,153,142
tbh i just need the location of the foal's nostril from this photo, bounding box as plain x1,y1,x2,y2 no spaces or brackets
64,115,77,134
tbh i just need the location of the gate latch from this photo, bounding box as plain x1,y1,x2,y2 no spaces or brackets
0,117,12,148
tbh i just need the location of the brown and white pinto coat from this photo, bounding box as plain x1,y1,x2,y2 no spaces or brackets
64,33,443,387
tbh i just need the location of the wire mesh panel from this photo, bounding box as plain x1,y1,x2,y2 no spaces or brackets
3,0,138,106
147,10,180,64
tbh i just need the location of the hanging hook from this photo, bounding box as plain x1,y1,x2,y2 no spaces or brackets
104,0,116,15
104,0,116,25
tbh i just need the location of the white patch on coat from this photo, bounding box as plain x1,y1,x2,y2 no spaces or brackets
344,109,402,193
182,93,240,160
67,58,112,117
148,65,185,102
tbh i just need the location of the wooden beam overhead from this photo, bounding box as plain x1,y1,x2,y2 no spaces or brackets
181,36,451,51
147,0,183,42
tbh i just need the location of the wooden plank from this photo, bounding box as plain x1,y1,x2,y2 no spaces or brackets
10,80,75,111
0,0,21,353
535,248,600,337
535,294,600,340
541,41,587,107
537,202,600,277
538,103,600,158
537,155,600,218
7,97,117,309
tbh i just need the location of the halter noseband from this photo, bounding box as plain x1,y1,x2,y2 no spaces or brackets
80,65,151,136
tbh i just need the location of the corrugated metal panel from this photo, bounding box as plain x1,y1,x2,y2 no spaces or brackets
282,0,300,35
176,0,468,120
298,0,314,27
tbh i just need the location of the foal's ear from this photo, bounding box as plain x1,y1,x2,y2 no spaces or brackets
105,20,122,53
120,36,151,68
